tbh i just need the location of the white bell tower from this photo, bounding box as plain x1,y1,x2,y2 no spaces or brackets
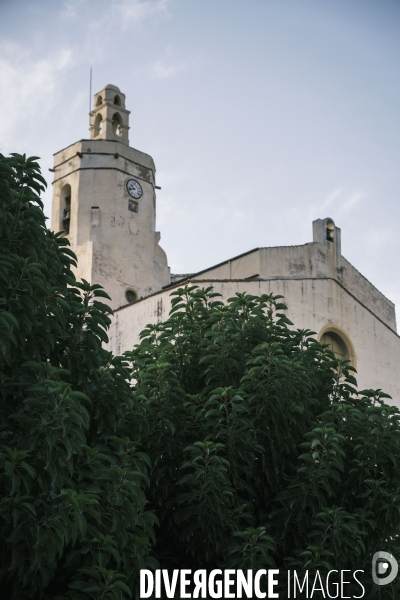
51,84,170,309
89,85,130,145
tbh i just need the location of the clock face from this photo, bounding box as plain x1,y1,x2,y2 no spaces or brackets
126,179,143,199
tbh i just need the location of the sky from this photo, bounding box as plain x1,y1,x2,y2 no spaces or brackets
1,0,399,311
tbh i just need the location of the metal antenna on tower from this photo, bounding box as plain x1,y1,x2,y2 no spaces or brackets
89,67,92,116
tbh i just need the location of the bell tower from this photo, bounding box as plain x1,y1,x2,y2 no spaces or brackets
51,84,170,310
89,85,130,145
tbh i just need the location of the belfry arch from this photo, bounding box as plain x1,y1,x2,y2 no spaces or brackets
112,112,123,137
94,113,103,137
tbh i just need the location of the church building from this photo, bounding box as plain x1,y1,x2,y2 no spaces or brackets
51,85,400,406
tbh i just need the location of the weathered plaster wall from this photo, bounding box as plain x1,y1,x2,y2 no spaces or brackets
105,276,400,407
51,138,170,309
340,256,396,330
190,242,396,332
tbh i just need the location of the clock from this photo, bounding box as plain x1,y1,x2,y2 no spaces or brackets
126,179,143,199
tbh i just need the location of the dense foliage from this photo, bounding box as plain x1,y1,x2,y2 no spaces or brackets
130,286,400,597
1,153,400,599
0,154,155,599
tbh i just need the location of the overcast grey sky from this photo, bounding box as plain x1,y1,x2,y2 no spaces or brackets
1,0,399,311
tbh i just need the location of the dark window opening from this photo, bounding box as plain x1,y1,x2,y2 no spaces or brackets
114,95,121,106
326,226,334,242
126,290,137,304
62,196,71,234
96,95,103,106
128,200,138,213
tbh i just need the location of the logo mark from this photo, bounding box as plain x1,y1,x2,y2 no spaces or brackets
372,552,398,586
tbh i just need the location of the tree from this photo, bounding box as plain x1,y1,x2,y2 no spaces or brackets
1,153,400,599
129,285,400,598
0,154,156,599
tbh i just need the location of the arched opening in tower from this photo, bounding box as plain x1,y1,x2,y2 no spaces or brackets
112,112,123,137
94,113,103,136
326,220,335,242
60,183,72,234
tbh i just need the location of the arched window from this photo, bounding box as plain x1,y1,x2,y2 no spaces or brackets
326,219,335,242
114,94,121,106
60,183,71,234
96,95,103,106
320,331,348,360
126,290,137,304
112,112,122,136
318,325,356,368
94,113,103,136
